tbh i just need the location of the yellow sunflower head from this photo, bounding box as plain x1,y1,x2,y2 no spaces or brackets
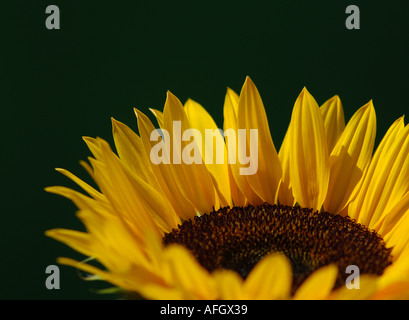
46,77,409,299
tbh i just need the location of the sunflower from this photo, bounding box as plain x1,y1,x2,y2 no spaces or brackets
46,77,409,299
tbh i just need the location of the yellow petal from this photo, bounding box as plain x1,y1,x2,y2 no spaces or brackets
320,95,345,152
212,269,244,300
93,138,176,233
288,87,329,211
373,257,409,299
184,98,232,207
46,229,93,258
165,245,216,299
149,108,164,128
378,191,409,236
237,77,282,204
228,164,246,207
111,118,157,185
57,257,112,281
324,101,376,214
77,208,160,272
223,87,248,206
347,117,405,221
54,168,104,201
243,253,292,299
293,264,338,300
277,127,295,206
50,205,147,272
45,185,110,213
137,283,186,300
371,281,409,300
111,118,182,229
79,159,96,180
82,136,103,159
328,274,377,300
382,207,409,261
135,108,197,220
57,257,164,298
348,117,409,228
163,91,216,215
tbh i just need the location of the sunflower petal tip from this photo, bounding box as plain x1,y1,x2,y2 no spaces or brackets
226,87,236,96
133,107,143,118
44,229,57,238
332,94,341,101
244,76,255,86
399,114,407,126
165,90,182,107
297,87,313,102
44,185,60,194
82,136,92,143
300,86,309,96
56,257,69,265
361,100,375,113
111,117,119,127
166,90,176,99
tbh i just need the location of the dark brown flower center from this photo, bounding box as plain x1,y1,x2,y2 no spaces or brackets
163,203,392,294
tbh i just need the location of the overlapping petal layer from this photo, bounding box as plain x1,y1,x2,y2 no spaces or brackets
46,77,409,299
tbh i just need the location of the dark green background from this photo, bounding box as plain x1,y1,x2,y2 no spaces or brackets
2,1,408,299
